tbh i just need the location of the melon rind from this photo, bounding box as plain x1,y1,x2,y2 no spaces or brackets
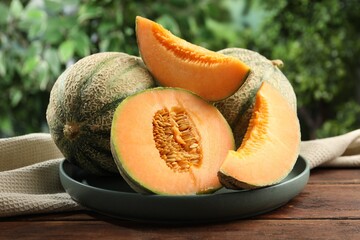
110,87,235,195
218,82,301,189
135,16,251,102
46,52,155,175
215,48,297,147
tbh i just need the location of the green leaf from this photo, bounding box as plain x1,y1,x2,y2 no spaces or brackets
70,30,90,57
205,18,237,44
24,8,45,22
187,17,199,36
222,0,246,27
10,88,22,107
245,0,272,32
106,33,123,52
27,22,46,39
156,15,181,36
58,40,75,63
9,0,23,19
0,116,14,137
18,8,47,39
24,41,42,58
0,3,9,24
99,38,110,52
23,56,40,74
43,0,79,14
44,18,65,44
44,0,66,14
37,60,49,90
0,51,6,76
115,6,123,26
44,48,60,76
43,0,62,13
78,4,102,23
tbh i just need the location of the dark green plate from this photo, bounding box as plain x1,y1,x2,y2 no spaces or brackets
59,156,309,223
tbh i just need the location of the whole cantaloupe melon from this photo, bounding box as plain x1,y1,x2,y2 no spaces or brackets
46,52,155,175
215,48,297,147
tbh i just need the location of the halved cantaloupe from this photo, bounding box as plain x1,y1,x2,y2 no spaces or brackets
214,48,297,147
110,87,235,195
218,82,300,189
136,16,250,102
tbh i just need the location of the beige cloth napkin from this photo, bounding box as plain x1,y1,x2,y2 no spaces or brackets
300,129,360,168
0,134,83,217
1,130,360,218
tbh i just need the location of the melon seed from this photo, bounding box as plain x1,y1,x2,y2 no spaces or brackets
152,106,202,172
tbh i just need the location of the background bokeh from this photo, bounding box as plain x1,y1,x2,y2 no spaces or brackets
1,0,359,140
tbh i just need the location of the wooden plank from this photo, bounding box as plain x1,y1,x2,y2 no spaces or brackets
309,168,360,184
1,169,359,222
0,211,93,222
0,220,359,240
262,184,360,219
2,184,360,222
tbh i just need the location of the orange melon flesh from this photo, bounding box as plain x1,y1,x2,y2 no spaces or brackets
111,88,235,195
219,82,300,189
136,16,250,101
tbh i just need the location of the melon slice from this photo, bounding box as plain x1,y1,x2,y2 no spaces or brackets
136,16,250,101
218,82,300,189
110,87,235,195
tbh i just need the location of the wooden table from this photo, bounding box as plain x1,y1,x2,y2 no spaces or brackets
1,168,359,239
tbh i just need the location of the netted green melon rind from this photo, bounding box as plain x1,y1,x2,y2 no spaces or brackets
46,52,155,175
215,48,297,147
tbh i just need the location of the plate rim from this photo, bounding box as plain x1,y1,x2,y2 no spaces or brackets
59,156,310,222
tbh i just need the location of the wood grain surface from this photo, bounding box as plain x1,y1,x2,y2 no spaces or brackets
1,168,359,239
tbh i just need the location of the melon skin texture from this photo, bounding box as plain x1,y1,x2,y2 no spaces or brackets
214,48,297,147
110,87,235,195
136,16,250,102
218,82,301,189
46,52,155,175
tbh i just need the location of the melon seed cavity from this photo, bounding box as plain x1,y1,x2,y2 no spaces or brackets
152,106,202,172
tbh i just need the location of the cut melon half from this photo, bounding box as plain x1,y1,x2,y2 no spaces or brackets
111,87,235,195
218,82,301,189
136,16,250,102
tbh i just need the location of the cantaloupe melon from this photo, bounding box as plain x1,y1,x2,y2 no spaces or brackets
218,82,300,189
46,52,155,175
110,87,235,195
215,48,297,147
135,16,250,101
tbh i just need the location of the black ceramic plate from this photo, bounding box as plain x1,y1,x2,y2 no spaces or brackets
59,156,309,223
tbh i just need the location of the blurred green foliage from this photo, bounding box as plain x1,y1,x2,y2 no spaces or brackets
1,0,359,139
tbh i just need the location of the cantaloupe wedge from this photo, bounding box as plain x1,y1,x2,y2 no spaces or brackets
136,16,250,101
218,82,301,189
